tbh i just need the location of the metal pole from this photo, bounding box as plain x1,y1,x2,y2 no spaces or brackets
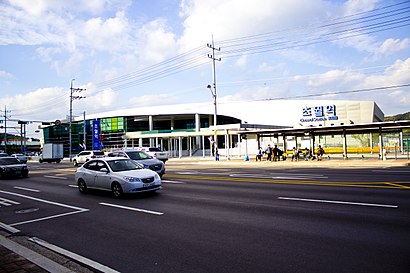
23,124,26,153
69,79,74,161
83,111,86,150
4,106,7,153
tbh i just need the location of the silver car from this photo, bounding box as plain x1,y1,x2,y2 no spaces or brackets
107,150,165,177
75,157,161,198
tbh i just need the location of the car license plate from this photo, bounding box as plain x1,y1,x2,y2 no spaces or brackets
143,182,155,188
15,171,21,175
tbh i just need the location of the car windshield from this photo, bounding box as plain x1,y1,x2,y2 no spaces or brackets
107,159,142,172
94,151,105,156
0,158,21,165
125,151,152,160
149,148,161,152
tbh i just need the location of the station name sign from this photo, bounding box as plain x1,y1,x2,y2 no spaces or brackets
300,104,339,123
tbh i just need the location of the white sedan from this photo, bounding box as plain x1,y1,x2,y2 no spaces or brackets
75,157,161,198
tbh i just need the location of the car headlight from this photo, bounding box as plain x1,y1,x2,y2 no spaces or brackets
154,173,160,180
123,176,141,182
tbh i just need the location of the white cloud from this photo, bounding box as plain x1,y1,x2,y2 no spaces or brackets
0,70,14,79
234,55,247,69
377,38,410,55
0,87,68,121
177,0,332,51
342,0,377,15
138,19,178,63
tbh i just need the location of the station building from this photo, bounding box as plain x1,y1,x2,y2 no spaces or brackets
42,99,409,159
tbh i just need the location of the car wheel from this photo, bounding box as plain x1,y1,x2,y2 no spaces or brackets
73,160,78,166
78,179,87,193
112,182,123,198
56,159,61,163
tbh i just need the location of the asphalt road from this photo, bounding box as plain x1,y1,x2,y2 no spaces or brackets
0,161,409,273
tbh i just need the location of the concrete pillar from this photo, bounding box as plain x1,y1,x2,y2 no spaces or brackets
379,128,383,160
178,137,182,158
202,135,205,158
149,115,153,147
195,113,200,149
170,118,174,130
342,129,347,159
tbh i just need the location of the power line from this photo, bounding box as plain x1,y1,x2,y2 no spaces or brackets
262,83,410,101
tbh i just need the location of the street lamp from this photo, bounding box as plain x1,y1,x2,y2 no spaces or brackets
207,84,217,129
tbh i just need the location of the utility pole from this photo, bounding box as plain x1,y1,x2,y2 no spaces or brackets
207,35,221,129
1,106,11,153
69,79,86,161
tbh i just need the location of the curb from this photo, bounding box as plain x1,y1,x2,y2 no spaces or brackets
0,233,74,273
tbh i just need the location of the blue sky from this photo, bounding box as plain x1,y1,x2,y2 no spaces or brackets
0,0,409,137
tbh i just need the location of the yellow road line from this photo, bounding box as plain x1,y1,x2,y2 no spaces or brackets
165,174,408,189
384,182,410,189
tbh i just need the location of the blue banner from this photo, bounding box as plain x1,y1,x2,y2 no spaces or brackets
92,119,100,150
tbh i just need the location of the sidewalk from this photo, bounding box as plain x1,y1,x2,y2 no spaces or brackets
167,155,410,168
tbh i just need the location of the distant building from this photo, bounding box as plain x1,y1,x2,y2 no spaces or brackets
41,99,391,158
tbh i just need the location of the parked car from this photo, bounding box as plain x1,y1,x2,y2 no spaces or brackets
73,150,105,166
0,157,29,178
75,157,161,197
136,147,169,162
11,153,28,164
107,149,165,177
0,153,9,157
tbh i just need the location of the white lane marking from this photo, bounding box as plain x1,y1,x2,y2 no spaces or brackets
0,190,89,227
176,171,198,175
0,222,20,233
0,197,20,206
162,180,184,184
29,237,120,273
230,173,328,179
44,175,68,180
278,197,398,208
372,170,410,173
100,202,163,215
13,186,40,192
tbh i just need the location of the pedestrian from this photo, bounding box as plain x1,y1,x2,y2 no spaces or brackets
265,144,272,161
317,145,325,161
291,147,299,161
215,147,219,161
272,145,280,161
256,147,263,161
303,147,311,161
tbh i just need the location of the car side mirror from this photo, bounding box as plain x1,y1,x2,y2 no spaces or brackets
100,168,109,173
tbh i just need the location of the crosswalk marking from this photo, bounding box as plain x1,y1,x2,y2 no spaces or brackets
0,197,20,207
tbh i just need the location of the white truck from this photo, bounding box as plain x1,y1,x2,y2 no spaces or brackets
137,147,169,162
39,143,64,163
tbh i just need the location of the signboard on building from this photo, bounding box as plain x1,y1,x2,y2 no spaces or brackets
300,104,339,123
93,119,100,150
